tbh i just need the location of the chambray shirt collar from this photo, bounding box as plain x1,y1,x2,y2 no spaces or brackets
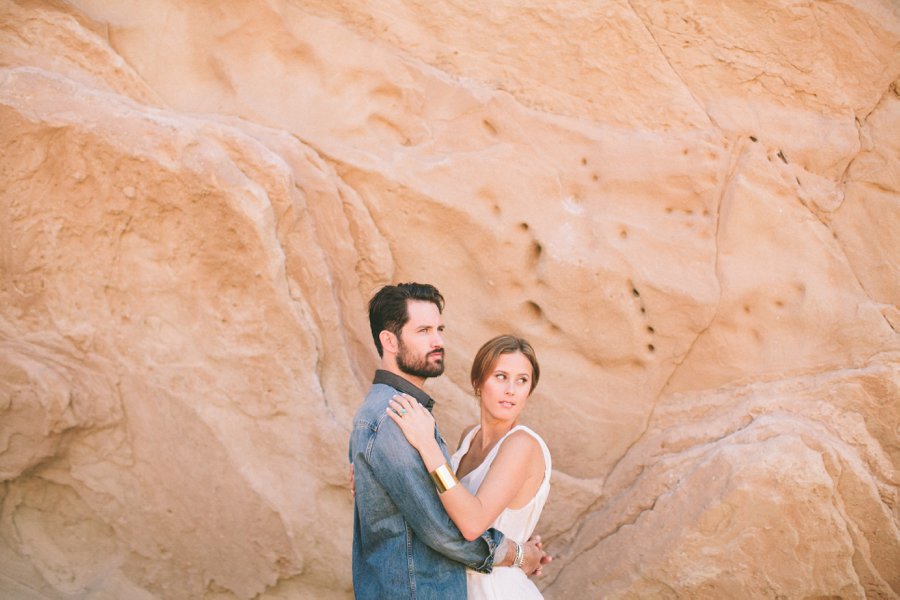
373,369,435,411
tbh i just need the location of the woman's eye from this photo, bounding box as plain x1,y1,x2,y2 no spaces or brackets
496,373,506,380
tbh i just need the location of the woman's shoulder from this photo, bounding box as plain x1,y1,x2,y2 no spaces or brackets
500,427,545,458
501,426,551,472
490,429,547,484
509,425,547,446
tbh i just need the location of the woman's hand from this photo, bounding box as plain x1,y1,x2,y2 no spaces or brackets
387,393,436,451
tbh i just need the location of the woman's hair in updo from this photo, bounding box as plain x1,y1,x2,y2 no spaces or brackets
470,335,540,395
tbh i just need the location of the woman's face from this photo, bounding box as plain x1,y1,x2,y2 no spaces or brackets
477,351,534,422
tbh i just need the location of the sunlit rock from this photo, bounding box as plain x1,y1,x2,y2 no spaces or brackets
1,1,897,598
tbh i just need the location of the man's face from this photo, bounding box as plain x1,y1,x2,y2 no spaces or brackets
396,300,445,379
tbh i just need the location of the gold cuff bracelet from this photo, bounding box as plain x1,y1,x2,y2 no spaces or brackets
429,463,459,494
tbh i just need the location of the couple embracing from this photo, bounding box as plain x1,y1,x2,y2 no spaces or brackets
350,282,553,599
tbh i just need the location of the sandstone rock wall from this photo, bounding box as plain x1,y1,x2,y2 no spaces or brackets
1,1,898,598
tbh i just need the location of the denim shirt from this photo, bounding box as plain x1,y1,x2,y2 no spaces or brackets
350,370,504,599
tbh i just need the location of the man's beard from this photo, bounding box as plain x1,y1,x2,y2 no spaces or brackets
397,339,445,379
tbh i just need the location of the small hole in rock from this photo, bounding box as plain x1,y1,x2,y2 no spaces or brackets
524,301,543,319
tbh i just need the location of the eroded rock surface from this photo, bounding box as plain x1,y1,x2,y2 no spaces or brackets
1,1,898,598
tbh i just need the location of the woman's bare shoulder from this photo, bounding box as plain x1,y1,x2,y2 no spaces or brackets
498,428,544,464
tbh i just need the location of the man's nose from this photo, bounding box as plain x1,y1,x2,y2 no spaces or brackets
432,331,444,347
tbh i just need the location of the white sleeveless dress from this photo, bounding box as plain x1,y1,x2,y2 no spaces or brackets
450,425,552,600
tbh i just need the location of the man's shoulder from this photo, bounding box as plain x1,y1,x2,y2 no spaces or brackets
367,381,400,399
353,382,399,423
363,381,399,407
351,383,423,464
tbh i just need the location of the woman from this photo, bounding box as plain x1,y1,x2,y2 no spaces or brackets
387,334,551,599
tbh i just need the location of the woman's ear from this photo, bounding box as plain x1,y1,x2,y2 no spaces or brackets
380,330,398,355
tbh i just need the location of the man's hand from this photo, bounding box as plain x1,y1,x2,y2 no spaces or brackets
520,534,552,577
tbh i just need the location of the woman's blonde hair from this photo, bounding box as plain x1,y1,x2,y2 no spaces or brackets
470,335,540,395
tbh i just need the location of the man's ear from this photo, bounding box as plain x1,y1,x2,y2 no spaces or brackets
380,330,399,355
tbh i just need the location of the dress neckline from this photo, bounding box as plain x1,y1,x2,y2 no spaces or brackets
456,424,527,482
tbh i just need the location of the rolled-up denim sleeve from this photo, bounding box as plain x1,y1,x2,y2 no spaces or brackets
366,415,504,573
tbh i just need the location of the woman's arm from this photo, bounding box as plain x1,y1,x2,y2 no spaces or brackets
387,393,543,541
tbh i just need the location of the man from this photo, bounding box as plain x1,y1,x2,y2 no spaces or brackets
349,282,548,599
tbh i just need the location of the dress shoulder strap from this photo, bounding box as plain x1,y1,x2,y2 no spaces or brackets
458,424,481,454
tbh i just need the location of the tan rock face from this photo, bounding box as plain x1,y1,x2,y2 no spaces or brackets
1,1,897,598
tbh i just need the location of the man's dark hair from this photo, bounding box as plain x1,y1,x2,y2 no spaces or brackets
368,283,445,357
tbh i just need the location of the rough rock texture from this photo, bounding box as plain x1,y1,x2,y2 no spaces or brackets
1,1,898,598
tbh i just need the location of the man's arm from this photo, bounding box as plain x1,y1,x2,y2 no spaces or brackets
349,462,546,573
366,415,502,573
